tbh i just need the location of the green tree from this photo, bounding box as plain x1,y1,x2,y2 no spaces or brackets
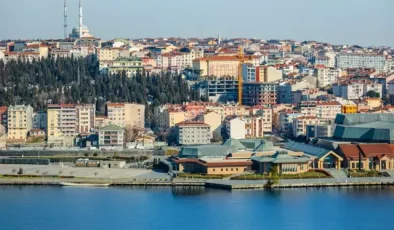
366,90,380,98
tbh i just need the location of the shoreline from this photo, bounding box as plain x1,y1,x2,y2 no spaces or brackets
1,178,394,190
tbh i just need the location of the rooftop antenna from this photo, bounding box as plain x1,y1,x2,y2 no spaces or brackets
64,0,68,39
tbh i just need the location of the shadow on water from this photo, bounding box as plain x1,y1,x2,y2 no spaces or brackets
172,186,207,196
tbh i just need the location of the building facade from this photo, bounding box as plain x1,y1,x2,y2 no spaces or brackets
7,105,33,141
176,121,211,145
98,125,124,150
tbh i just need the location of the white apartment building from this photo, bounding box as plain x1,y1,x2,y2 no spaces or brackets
225,116,264,139
333,82,383,100
176,121,211,145
292,116,322,137
76,104,96,134
336,53,387,72
314,67,340,88
300,102,342,120
157,49,204,70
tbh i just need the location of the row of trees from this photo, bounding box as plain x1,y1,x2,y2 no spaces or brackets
0,55,207,126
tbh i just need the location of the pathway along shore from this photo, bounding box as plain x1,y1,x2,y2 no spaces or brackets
1,177,394,190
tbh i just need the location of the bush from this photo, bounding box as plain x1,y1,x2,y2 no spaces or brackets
84,153,89,157
17,168,24,175
93,153,98,157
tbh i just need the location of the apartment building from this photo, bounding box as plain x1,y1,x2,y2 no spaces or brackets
7,105,33,141
225,116,264,139
95,116,109,129
193,55,260,78
314,66,340,87
333,81,383,100
300,101,342,120
278,110,301,134
47,104,77,138
336,53,387,72
176,121,211,145
292,116,323,137
195,112,222,140
106,103,145,129
108,57,144,77
242,82,279,107
198,77,239,102
157,48,204,69
76,104,95,134
98,125,124,150
242,64,282,83
250,107,273,133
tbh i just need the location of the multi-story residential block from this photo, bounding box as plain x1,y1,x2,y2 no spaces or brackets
7,105,33,141
337,99,358,114
157,48,204,70
32,111,47,130
278,110,301,134
225,116,264,139
333,81,383,99
108,57,144,77
292,116,323,137
193,55,260,78
242,82,279,107
76,104,95,134
306,124,334,139
250,106,273,133
314,66,340,87
242,64,282,83
195,112,222,140
47,104,77,138
106,103,145,129
176,121,211,145
0,106,7,132
300,101,342,120
336,53,387,72
98,125,124,150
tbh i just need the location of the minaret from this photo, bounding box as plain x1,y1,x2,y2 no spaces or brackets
64,0,67,39
218,33,221,45
79,0,83,38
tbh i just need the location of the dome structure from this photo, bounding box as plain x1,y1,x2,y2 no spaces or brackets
69,25,91,39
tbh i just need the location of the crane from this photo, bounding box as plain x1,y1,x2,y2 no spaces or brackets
238,46,245,105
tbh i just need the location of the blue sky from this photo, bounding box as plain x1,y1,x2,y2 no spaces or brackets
1,0,394,46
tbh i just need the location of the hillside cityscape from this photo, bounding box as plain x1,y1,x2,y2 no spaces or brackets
2,0,394,189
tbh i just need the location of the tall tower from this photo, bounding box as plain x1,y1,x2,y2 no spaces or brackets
79,0,83,38
218,33,221,45
64,0,67,39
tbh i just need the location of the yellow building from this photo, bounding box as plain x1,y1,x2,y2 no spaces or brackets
7,105,33,142
342,104,357,114
108,57,144,77
193,55,260,78
106,103,145,129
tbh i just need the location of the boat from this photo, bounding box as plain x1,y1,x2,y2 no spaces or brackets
59,182,110,187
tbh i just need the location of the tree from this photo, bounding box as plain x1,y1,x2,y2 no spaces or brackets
366,90,380,98
17,168,24,175
265,165,280,188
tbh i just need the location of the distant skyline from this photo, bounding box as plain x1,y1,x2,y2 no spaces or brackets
2,0,394,47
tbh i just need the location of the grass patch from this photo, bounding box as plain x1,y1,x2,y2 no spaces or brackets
348,170,383,178
231,171,330,180
177,173,224,179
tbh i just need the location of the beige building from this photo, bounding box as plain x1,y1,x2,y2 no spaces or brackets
47,104,78,146
197,112,222,140
95,116,109,129
106,103,145,129
251,107,273,133
176,121,211,145
154,106,187,132
98,125,124,150
76,104,96,134
193,55,260,78
225,116,264,139
7,105,33,141
259,66,283,83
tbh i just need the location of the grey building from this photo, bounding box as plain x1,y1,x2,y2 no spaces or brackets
176,121,211,146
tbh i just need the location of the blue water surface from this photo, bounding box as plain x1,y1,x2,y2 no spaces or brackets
0,186,393,230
